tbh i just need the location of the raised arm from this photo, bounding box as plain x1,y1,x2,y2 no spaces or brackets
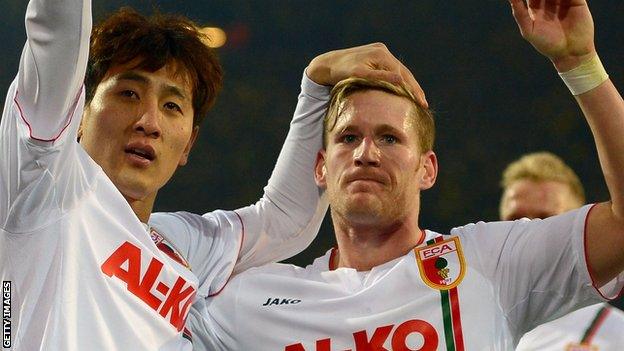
509,0,624,288
234,43,425,272
0,0,92,230
17,0,91,140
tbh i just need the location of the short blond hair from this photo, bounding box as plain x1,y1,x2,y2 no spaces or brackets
323,77,435,153
501,152,585,203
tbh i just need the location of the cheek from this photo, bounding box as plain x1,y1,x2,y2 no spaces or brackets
86,105,124,136
168,124,193,152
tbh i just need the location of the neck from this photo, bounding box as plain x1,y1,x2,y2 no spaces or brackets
330,211,424,271
125,193,156,223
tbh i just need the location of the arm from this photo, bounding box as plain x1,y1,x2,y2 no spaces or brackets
0,0,91,230
18,0,91,140
509,0,624,287
234,43,427,272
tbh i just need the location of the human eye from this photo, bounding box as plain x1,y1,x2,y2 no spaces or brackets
120,90,139,99
381,134,398,144
340,134,358,144
164,102,183,114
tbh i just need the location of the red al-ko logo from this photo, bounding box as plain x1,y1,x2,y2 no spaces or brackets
415,237,466,290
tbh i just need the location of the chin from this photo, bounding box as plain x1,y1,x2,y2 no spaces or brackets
114,176,155,202
342,201,384,223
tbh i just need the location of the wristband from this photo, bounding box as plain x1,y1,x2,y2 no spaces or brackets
559,55,609,96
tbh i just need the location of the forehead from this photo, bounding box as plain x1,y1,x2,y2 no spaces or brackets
502,179,571,218
102,58,193,96
334,90,416,131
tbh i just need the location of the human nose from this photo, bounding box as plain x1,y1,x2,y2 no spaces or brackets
354,137,380,166
134,100,162,138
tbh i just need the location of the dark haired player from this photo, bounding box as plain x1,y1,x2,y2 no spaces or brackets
0,0,423,350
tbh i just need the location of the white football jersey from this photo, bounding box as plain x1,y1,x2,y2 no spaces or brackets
191,205,624,351
0,0,328,350
516,303,624,351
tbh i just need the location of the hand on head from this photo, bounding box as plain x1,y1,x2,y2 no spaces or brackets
306,43,428,108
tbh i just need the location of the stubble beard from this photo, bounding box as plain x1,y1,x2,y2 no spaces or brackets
329,187,404,228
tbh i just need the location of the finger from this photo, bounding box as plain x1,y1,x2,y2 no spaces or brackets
362,42,428,107
372,48,429,108
544,0,557,20
399,65,428,108
527,0,542,10
509,0,532,37
356,68,403,86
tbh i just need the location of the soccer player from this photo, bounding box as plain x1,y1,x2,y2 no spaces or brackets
499,152,585,222
188,1,624,350
499,152,624,350
0,0,424,350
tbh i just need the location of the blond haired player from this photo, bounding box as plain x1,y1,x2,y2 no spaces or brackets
500,152,585,221
0,0,424,349
499,152,624,350
187,1,624,350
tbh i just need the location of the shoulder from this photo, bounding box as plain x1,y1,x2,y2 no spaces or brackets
230,250,331,283
150,210,242,237
243,262,305,277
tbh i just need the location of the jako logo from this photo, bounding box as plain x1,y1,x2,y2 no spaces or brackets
101,241,196,331
285,319,439,351
262,297,302,306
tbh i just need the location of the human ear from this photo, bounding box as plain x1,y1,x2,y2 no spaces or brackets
314,150,328,188
419,150,438,190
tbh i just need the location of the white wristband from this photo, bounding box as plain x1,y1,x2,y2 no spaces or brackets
559,55,609,96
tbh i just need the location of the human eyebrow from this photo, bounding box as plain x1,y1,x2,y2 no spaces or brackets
162,85,189,102
375,124,403,135
116,71,149,85
115,71,189,102
337,125,359,135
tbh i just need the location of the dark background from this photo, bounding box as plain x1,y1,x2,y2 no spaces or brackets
1,1,622,308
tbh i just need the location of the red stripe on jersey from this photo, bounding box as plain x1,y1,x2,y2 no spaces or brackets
156,242,189,269
432,235,465,351
581,306,610,345
581,204,624,300
329,247,338,271
449,287,465,350
14,87,82,142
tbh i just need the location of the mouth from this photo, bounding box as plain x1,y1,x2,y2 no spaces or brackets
346,173,386,185
124,143,156,165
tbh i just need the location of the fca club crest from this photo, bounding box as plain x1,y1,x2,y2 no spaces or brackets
415,237,466,290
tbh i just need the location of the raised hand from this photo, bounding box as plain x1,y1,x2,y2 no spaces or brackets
509,0,596,72
306,43,428,108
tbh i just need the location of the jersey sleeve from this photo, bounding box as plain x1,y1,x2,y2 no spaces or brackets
149,210,243,298
232,72,329,274
455,205,624,342
17,0,91,140
152,72,329,297
0,0,93,233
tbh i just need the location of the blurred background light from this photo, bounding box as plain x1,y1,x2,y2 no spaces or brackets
199,26,227,48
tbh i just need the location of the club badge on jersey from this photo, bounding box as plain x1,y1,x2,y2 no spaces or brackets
150,228,191,270
415,237,466,290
